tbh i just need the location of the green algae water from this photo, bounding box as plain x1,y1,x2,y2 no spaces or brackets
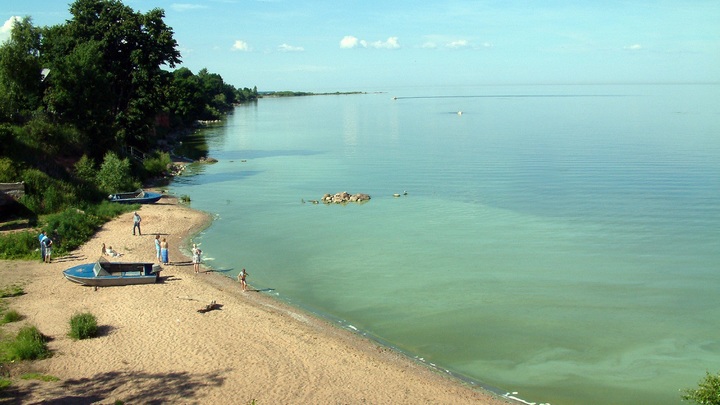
171,84,720,405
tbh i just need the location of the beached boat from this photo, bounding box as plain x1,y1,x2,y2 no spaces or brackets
108,189,162,204
63,257,162,286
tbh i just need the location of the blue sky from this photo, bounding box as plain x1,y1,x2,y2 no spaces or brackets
3,0,719,91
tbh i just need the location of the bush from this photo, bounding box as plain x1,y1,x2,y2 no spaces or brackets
0,202,134,259
97,152,137,195
2,325,50,361
682,371,720,405
69,312,98,340
0,230,38,260
143,151,172,177
1,310,22,325
19,168,80,214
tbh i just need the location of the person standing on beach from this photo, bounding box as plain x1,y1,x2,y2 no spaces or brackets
238,268,248,291
191,243,202,274
133,212,142,236
38,231,47,262
160,237,169,264
43,235,53,263
154,235,162,262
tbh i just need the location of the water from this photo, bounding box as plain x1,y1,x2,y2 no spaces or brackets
171,84,720,405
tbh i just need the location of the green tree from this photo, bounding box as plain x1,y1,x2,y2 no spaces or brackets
0,17,43,123
97,152,136,194
682,371,720,405
57,0,181,149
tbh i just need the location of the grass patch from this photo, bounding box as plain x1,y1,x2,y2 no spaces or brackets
0,378,10,390
68,312,98,340
20,372,59,382
0,285,24,299
1,325,50,361
1,309,22,325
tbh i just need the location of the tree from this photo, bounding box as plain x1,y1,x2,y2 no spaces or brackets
0,17,43,123
96,152,136,194
682,371,720,405
58,0,181,148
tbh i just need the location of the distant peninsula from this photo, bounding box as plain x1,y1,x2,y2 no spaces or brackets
260,91,369,97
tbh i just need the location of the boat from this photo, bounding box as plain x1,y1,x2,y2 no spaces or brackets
108,189,162,204
63,257,162,286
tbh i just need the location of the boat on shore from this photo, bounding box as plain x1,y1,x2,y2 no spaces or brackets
63,257,162,286
108,189,162,204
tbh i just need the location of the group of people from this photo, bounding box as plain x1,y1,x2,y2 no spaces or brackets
38,231,53,263
102,242,122,257
131,210,250,290
154,234,170,264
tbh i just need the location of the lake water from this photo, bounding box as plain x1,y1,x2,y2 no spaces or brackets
170,84,720,405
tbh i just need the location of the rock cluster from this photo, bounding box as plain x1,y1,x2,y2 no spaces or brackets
322,191,371,204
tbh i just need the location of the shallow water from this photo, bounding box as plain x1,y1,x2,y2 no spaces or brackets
171,84,720,405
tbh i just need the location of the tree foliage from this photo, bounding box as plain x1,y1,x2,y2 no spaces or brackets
0,0,257,218
683,371,720,405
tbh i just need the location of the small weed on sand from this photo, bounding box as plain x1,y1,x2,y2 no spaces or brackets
69,312,98,340
21,373,59,382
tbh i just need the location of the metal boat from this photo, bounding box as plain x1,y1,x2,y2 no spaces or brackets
63,257,162,286
108,189,162,204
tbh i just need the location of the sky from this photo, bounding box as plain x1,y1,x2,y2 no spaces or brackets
2,0,719,91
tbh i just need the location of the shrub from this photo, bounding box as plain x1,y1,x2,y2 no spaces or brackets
69,312,98,340
0,230,37,260
2,325,50,361
143,151,172,177
74,154,97,184
682,371,720,405
0,157,20,182
97,152,137,194
1,310,22,324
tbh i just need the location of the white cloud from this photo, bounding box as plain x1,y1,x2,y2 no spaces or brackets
368,37,400,49
171,3,208,12
446,39,469,49
232,40,251,51
340,35,399,49
1,16,21,43
278,43,304,52
421,42,438,49
340,35,359,49
624,44,642,51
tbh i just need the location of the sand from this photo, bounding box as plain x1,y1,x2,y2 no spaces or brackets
0,196,512,404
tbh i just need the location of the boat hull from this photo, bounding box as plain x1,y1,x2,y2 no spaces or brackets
108,189,162,204
63,261,161,287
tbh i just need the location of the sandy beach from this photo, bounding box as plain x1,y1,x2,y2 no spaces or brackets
0,196,512,404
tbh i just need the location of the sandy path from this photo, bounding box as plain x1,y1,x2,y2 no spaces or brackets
0,196,512,404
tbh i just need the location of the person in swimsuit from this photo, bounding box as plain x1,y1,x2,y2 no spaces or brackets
238,268,248,291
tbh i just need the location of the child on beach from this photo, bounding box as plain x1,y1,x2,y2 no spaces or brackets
192,243,202,274
238,268,248,291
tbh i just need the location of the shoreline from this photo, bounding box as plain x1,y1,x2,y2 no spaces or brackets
0,196,513,404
